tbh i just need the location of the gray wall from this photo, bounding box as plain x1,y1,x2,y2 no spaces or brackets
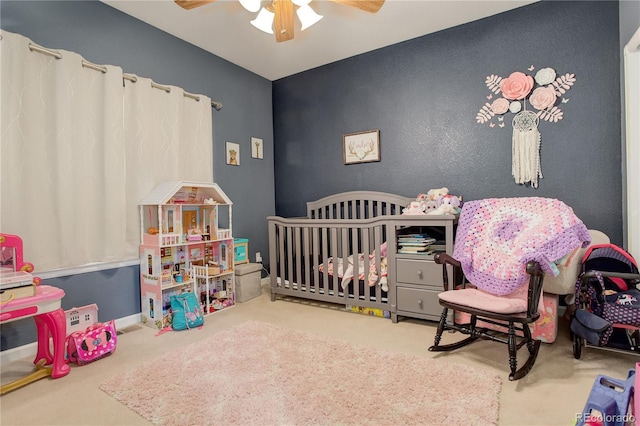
1,0,275,349
273,0,624,248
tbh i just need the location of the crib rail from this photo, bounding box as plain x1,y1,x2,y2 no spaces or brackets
268,216,394,312
306,191,412,220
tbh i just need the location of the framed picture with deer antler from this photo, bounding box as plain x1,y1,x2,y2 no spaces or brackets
343,130,380,164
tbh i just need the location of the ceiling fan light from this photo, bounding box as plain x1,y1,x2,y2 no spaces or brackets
296,4,323,31
250,7,274,34
292,0,311,6
239,0,261,13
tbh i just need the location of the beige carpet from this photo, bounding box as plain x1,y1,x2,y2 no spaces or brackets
100,320,501,425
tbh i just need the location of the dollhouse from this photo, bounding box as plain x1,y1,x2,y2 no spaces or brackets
138,181,235,330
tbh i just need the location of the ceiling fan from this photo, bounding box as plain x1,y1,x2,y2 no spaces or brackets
174,0,385,43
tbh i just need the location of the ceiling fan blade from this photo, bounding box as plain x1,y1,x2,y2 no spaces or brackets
272,0,295,43
174,0,218,10
329,0,385,13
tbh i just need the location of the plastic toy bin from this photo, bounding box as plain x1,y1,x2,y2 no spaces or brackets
234,263,261,303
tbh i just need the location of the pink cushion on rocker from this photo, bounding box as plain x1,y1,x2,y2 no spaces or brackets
438,287,528,314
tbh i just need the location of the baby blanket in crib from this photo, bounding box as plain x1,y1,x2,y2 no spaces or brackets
318,254,388,292
453,197,591,296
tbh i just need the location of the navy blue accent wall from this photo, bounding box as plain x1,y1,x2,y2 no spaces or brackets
1,1,274,350
273,1,623,246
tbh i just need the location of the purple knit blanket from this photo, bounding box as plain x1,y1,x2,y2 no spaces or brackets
453,197,591,296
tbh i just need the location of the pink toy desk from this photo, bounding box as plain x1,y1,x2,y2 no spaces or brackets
0,285,69,394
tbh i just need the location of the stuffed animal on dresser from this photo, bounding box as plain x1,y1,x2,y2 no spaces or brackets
427,187,449,201
427,193,462,215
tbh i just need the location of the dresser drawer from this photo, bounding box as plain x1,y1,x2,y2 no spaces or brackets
396,258,441,286
396,286,441,317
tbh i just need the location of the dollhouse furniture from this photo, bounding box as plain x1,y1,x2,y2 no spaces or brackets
0,233,69,394
138,181,235,330
267,191,457,322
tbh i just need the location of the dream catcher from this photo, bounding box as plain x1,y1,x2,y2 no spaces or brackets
512,109,541,188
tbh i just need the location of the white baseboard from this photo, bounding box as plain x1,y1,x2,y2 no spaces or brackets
1,342,39,366
114,313,142,330
0,313,141,366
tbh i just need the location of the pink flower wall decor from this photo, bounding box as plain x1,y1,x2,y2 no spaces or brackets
475,65,576,126
474,65,577,189
529,86,558,111
500,71,535,100
490,98,510,115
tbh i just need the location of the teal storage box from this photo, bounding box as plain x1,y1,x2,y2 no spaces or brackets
234,238,249,265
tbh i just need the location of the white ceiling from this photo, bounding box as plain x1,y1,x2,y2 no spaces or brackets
101,0,536,81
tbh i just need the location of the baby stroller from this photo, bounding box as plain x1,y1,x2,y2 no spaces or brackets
571,244,640,359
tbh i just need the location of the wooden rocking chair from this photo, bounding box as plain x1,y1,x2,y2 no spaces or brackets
428,253,545,381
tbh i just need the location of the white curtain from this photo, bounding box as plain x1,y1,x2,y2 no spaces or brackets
1,30,213,272
123,76,213,259
1,31,126,271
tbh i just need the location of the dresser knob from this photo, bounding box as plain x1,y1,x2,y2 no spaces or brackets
417,299,423,307
416,270,423,278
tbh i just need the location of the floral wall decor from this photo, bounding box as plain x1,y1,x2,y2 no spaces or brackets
476,66,576,188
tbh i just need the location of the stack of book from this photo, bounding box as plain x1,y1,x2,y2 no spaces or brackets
0,271,36,303
424,243,447,255
397,234,437,254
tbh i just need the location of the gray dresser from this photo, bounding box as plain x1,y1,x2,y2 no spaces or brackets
387,215,457,323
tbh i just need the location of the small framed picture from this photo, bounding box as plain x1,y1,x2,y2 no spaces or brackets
343,130,380,164
226,142,240,166
251,137,263,159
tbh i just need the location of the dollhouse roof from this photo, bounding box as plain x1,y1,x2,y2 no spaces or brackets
139,181,232,205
